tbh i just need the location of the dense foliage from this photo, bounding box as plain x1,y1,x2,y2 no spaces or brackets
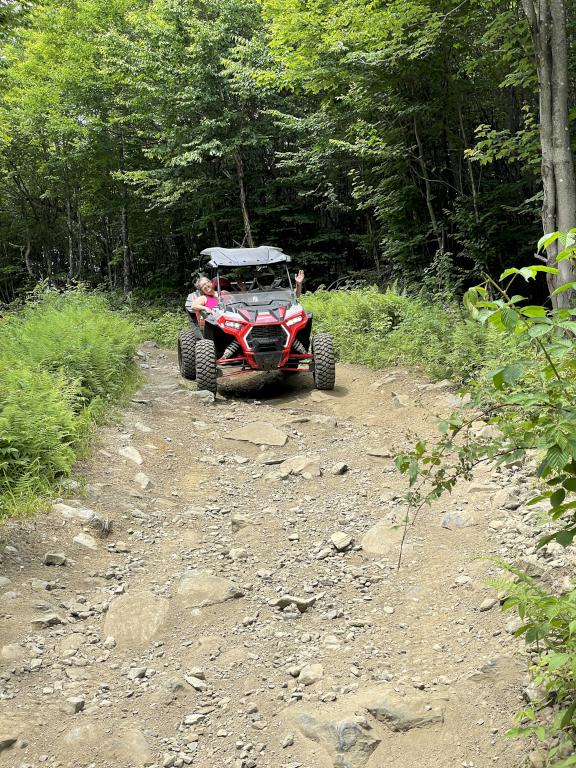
395,253,576,765
0,0,572,299
0,291,138,515
303,287,516,381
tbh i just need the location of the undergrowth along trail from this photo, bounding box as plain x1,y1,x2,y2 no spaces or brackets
0,291,139,517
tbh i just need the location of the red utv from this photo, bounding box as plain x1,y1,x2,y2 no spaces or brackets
177,246,335,394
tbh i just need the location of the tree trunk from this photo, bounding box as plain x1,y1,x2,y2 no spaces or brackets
522,0,576,306
121,204,131,294
413,118,443,252
23,241,33,278
66,198,74,281
77,211,84,279
234,152,254,247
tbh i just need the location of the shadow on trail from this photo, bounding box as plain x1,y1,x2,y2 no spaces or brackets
217,370,349,404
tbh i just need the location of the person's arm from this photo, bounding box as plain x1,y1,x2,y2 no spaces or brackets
190,294,209,312
294,269,305,299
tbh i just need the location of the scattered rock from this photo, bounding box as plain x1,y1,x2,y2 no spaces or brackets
298,663,324,686
331,532,353,551
441,511,474,529
361,520,405,558
177,570,244,608
60,697,85,715
479,597,498,612
103,592,169,648
270,594,323,613
73,533,98,551
225,422,288,446
0,577,11,589
295,713,380,768
31,612,64,629
366,447,392,458
134,472,153,490
119,446,144,465
359,687,444,731
43,551,66,566
330,462,348,475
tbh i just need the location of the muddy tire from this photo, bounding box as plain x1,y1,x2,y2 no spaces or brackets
312,333,335,390
178,331,197,380
195,339,218,394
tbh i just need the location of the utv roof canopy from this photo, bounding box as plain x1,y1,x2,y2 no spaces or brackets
200,245,290,268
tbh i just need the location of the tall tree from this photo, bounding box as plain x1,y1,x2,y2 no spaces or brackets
521,0,576,305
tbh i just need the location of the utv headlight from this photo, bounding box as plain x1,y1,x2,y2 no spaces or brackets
286,314,303,327
224,320,244,330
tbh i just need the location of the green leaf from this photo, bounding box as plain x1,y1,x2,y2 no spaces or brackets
551,281,576,297
520,306,547,318
550,489,566,507
537,232,561,252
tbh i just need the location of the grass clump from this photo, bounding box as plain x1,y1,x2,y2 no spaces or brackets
0,290,139,517
302,287,516,382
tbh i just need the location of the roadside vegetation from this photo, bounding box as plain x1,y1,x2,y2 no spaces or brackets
0,291,139,518
396,251,576,766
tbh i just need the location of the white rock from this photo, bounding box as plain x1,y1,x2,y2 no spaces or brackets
119,446,144,465
73,533,98,551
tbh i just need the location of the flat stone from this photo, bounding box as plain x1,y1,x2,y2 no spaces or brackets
358,687,443,731
60,697,85,715
54,503,95,523
331,532,353,551
177,570,244,608
361,520,405,558
134,422,152,433
31,612,64,629
231,514,256,533
479,597,498,612
330,462,348,475
1,644,26,662
43,551,67,566
58,633,86,653
103,592,169,649
119,446,144,465
225,422,288,447
0,577,11,589
366,447,392,458
134,472,153,490
73,533,98,551
270,593,322,613
295,713,380,768
298,663,324,686
104,728,155,766
441,511,473,529
269,455,322,480
0,733,17,753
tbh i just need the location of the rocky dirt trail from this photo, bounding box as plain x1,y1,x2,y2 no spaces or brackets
2,343,569,768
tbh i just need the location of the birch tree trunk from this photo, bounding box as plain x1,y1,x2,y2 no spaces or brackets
66,198,74,280
521,0,576,307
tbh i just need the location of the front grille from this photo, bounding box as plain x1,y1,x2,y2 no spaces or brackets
247,325,286,349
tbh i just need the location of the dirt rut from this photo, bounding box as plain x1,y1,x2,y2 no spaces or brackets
0,345,532,768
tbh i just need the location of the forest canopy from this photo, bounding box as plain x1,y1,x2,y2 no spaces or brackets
0,0,573,299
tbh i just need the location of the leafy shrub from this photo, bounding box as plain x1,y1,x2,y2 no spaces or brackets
395,256,576,765
303,286,515,381
0,290,138,516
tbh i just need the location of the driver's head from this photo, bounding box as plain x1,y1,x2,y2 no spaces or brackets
258,271,274,287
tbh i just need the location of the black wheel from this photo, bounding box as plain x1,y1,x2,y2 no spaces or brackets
195,339,218,394
178,331,197,380
312,333,335,390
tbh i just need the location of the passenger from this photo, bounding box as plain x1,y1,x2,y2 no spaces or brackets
295,269,304,299
191,275,219,314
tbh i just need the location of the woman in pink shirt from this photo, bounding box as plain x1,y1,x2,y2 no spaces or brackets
191,275,220,313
